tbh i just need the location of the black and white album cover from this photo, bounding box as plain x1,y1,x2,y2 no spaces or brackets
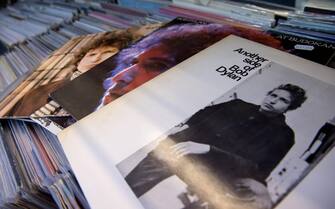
117,62,335,209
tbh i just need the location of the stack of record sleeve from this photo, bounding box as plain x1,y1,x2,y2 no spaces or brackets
0,2,167,207
0,118,90,209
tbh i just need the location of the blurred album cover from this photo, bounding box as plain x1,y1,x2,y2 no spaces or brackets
0,24,161,130
50,17,335,120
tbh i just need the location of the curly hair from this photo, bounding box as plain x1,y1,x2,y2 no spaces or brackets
71,30,134,66
268,84,307,111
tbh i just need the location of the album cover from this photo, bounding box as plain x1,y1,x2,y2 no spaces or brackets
0,24,161,130
117,62,335,209
58,35,335,209
51,17,335,120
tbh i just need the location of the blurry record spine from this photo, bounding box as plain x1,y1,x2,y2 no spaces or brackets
0,122,22,188
0,119,90,209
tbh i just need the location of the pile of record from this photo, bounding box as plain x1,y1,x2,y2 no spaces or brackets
153,0,335,67
151,0,335,43
275,12,335,42
0,0,168,102
0,2,168,207
0,118,90,209
0,1,334,209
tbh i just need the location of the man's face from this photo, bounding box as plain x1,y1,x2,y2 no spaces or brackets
77,46,119,73
101,44,175,106
260,89,292,115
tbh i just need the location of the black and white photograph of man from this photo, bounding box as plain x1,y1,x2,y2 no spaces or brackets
117,63,335,209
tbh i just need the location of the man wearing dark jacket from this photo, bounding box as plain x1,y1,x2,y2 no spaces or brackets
125,84,307,209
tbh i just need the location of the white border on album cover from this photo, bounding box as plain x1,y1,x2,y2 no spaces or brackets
58,35,335,209
116,62,335,209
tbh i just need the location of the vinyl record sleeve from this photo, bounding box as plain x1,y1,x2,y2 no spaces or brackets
58,35,335,209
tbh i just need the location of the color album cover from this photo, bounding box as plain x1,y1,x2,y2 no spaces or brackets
0,24,161,128
51,17,335,120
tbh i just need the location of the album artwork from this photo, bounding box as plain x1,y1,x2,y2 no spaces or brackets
51,17,335,120
117,61,335,209
58,35,335,209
